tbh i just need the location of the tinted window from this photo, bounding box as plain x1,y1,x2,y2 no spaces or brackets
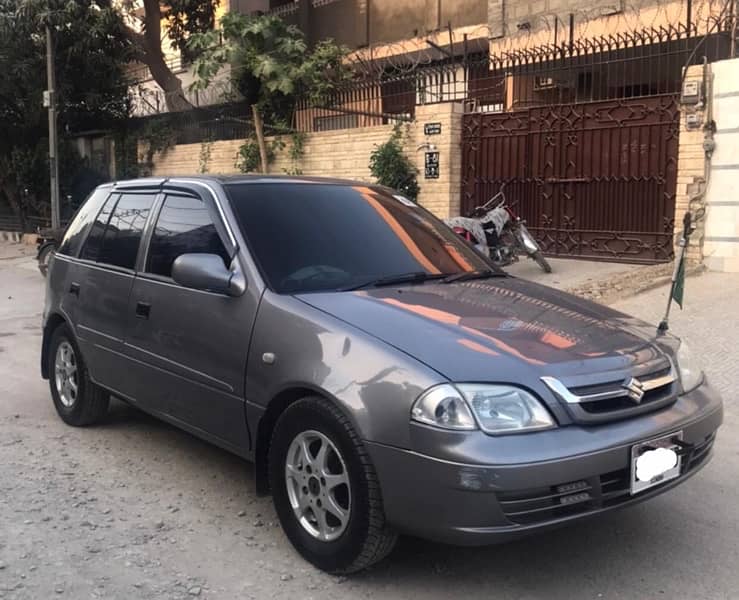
58,187,112,257
96,194,155,269
79,193,118,262
146,195,230,278
226,183,493,293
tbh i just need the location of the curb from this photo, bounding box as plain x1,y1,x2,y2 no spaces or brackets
617,264,706,301
566,263,707,306
0,231,23,243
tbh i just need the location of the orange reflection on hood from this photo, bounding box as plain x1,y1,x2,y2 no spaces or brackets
378,297,545,365
540,329,576,350
457,338,500,356
381,297,460,325
459,325,546,366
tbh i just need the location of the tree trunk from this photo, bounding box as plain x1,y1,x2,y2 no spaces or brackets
119,0,194,113
146,54,193,113
252,104,269,174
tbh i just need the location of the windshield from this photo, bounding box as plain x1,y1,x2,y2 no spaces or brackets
225,182,499,293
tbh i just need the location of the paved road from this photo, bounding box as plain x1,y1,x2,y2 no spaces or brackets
1,249,737,599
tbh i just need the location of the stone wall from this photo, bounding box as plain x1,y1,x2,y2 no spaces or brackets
675,64,709,265
703,58,739,273
673,59,739,273
148,102,465,219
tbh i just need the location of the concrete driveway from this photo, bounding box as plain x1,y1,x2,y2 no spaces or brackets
0,247,737,599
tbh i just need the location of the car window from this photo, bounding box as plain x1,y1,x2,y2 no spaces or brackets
58,187,111,257
226,183,494,293
79,193,118,262
95,193,156,269
146,195,230,278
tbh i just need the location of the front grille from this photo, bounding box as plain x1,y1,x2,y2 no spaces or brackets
579,382,674,414
569,366,672,398
498,433,715,526
542,362,678,424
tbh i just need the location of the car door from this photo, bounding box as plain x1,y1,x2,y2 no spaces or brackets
50,185,113,330
73,191,157,395
121,189,256,454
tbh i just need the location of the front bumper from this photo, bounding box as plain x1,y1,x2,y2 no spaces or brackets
366,383,723,546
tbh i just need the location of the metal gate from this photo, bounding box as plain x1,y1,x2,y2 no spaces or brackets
461,95,680,263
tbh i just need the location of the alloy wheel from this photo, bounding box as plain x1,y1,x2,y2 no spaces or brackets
54,341,78,408
284,430,351,542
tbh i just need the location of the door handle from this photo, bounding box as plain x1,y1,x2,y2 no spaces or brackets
135,301,151,319
69,282,80,297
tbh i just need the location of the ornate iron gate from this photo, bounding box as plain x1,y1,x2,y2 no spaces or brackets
461,95,680,263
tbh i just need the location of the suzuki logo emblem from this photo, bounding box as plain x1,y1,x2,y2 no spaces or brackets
624,377,645,403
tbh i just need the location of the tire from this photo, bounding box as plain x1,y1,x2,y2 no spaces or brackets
47,323,109,426
37,243,56,277
268,396,397,573
513,225,552,274
531,250,552,273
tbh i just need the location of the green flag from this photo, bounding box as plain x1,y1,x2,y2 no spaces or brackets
672,254,685,309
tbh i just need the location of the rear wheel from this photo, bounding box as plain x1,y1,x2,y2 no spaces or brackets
48,324,109,426
269,397,397,573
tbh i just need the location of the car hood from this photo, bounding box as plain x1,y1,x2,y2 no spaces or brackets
296,277,676,382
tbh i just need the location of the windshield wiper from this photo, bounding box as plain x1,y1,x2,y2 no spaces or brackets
341,271,450,291
442,269,507,284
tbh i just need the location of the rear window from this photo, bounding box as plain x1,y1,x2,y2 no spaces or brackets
79,193,155,269
97,193,155,269
79,194,118,262
57,187,112,257
226,183,491,293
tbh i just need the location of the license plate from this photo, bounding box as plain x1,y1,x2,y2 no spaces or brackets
630,431,683,495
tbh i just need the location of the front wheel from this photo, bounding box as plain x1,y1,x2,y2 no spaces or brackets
268,397,397,573
514,225,552,273
531,250,552,273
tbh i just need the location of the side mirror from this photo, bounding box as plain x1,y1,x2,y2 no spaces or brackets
171,253,241,296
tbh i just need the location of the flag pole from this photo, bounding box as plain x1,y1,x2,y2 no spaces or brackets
658,211,692,333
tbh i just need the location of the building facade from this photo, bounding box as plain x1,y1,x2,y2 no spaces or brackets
126,0,735,266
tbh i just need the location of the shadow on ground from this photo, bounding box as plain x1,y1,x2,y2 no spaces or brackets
97,396,703,598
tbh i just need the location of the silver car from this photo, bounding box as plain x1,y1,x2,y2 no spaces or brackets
41,176,723,573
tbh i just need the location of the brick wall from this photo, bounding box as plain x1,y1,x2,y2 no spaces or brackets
148,102,466,219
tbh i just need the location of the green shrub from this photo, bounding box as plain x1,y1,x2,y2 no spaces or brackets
368,125,419,201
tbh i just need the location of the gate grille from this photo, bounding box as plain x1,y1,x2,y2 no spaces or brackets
461,95,680,263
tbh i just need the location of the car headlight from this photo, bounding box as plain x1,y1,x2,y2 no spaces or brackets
411,384,477,430
676,342,704,393
411,384,556,434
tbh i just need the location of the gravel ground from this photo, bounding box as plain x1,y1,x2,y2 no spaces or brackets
1,249,737,599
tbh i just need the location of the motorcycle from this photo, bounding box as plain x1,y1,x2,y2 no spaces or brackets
446,185,552,274
36,226,64,277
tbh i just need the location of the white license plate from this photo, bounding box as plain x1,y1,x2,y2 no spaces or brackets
630,431,683,495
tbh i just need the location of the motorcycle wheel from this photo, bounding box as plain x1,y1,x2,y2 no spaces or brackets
513,226,552,274
38,243,56,277
531,250,552,274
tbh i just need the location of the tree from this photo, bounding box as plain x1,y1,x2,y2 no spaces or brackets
0,0,131,227
97,0,218,113
189,13,351,173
